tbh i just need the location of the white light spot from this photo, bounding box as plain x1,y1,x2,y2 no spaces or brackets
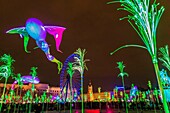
55,34,59,39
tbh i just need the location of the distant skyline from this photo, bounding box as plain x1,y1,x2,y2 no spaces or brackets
0,0,170,92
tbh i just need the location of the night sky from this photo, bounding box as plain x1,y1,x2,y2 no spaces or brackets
0,0,170,92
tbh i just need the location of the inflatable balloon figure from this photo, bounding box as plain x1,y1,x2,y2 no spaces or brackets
11,75,40,90
6,18,66,73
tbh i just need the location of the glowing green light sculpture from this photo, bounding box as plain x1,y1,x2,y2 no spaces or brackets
147,80,152,89
29,66,38,113
67,62,74,113
108,0,169,112
74,48,89,113
8,89,15,113
24,90,31,113
14,73,23,113
41,92,46,113
159,45,170,71
0,54,15,112
117,61,128,113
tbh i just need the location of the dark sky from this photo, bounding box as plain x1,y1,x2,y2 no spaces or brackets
0,0,170,93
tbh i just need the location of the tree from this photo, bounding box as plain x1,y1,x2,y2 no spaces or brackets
0,54,15,112
74,48,89,113
117,61,128,113
108,0,169,112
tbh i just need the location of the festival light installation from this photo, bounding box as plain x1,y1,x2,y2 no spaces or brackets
159,45,170,102
108,0,169,112
13,73,23,113
6,18,66,73
160,69,170,87
60,53,81,102
66,62,74,113
159,45,170,71
11,67,40,113
41,91,46,113
11,75,40,90
117,61,128,113
0,54,15,112
160,69,170,102
74,48,89,113
130,84,138,100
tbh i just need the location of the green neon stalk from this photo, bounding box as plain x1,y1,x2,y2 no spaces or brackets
0,54,15,112
29,67,38,113
14,73,23,113
159,45,170,71
74,48,89,113
117,61,128,113
0,78,8,111
108,0,169,112
8,90,14,113
110,44,147,55
67,62,74,113
41,92,46,113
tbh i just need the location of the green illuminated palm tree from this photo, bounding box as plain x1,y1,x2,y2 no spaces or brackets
117,61,128,113
159,45,170,71
0,54,15,112
29,66,38,113
24,90,31,113
14,73,23,113
30,67,38,91
41,91,46,113
14,73,23,98
74,48,89,113
7,89,15,113
67,62,74,113
108,0,169,112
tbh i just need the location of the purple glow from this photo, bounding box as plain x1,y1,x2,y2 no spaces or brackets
11,75,40,90
6,18,66,72
26,18,46,40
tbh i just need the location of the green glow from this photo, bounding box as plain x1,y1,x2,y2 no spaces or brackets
66,62,74,113
29,67,38,113
108,0,169,112
15,73,23,88
117,61,128,113
30,67,38,91
108,0,165,59
159,45,170,71
0,54,15,112
41,91,46,113
7,28,30,53
147,80,152,89
110,44,147,55
74,48,89,113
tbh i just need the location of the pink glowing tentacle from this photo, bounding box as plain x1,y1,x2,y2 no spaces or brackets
44,26,66,53
11,81,18,90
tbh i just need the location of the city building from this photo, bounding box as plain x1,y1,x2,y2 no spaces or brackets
0,82,130,102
